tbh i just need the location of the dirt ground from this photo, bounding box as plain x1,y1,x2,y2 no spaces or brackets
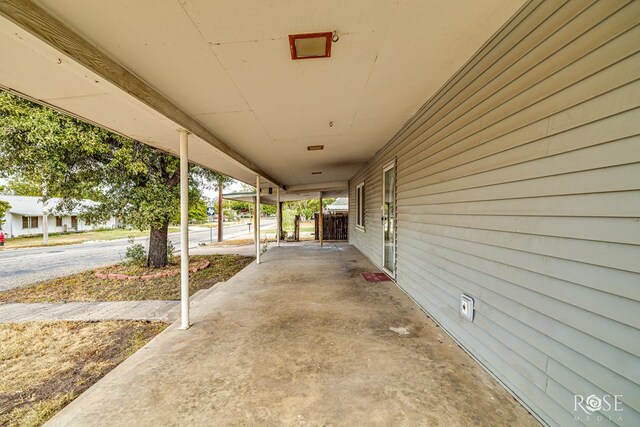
0,321,166,427
47,243,539,426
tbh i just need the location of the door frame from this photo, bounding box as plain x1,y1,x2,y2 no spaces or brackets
382,160,396,278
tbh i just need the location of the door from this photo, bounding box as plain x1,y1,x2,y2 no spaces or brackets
382,162,396,276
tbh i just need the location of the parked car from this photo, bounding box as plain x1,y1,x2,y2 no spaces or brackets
0,231,4,246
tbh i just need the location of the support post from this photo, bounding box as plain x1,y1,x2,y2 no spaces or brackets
42,209,49,245
42,183,48,245
217,178,223,242
276,187,281,247
255,176,261,264
179,130,190,330
319,192,324,247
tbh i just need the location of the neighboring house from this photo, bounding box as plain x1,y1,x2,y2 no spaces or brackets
325,198,348,214
0,195,120,238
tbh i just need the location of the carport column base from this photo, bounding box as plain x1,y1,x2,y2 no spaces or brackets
179,129,191,330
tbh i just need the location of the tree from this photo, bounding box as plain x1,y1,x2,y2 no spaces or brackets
261,204,276,215
284,198,334,220
0,200,9,227
0,90,211,267
192,167,234,241
170,187,208,223
228,200,252,214
3,179,42,197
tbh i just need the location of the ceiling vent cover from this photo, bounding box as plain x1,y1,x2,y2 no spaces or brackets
289,32,333,60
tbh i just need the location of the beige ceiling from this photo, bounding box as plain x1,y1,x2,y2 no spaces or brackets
0,0,524,190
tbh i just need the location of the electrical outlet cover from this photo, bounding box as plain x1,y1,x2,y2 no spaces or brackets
460,294,474,322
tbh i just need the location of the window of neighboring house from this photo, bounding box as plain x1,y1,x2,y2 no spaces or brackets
22,216,39,229
355,182,365,230
71,216,78,229
56,216,62,227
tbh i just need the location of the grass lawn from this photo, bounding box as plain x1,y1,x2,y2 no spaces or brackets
0,255,254,303
0,321,166,427
1,227,178,249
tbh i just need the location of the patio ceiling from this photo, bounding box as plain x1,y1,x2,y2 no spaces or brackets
0,0,524,191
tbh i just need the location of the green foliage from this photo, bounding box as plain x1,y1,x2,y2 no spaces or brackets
167,240,175,264
228,200,252,213
284,198,334,220
169,187,207,224
188,193,208,222
0,200,10,227
190,166,234,191
0,91,111,202
282,207,296,232
3,179,42,197
124,238,146,266
261,204,276,215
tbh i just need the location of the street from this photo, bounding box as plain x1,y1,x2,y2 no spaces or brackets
0,219,275,291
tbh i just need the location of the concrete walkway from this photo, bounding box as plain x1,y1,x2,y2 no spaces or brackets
0,301,178,323
46,243,538,427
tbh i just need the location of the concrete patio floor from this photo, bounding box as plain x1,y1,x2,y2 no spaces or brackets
46,242,539,426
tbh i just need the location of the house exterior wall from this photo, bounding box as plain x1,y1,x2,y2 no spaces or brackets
349,2,640,426
1,211,12,236
1,213,118,238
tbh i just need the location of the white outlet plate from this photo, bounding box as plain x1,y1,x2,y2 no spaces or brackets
460,294,474,322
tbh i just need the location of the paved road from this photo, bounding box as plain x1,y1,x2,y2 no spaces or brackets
0,219,275,291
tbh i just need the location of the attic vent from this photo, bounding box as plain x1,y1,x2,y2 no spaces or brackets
311,171,322,175
289,32,332,60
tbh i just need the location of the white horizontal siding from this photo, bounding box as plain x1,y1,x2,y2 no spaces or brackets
349,1,640,425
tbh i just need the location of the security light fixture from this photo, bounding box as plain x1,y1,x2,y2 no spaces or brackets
289,32,333,60
307,145,324,151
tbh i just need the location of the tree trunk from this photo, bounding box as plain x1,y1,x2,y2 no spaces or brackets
147,220,169,268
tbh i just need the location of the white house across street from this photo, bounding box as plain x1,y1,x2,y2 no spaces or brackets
0,195,119,238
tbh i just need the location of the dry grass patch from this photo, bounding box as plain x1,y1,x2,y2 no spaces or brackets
0,321,166,427
97,257,207,277
0,255,253,303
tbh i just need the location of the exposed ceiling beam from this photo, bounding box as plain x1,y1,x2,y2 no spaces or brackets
0,0,282,188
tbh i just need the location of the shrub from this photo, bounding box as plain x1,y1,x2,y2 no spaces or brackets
125,237,146,266
167,240,175,264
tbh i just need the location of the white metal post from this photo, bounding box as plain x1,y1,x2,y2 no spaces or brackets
42,208,49,245
42,183,48,245
319,192,323,246
276,187,280,247
179,130,190,330
255,175,261,264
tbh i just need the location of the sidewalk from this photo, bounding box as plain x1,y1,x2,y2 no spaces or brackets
0,301,178,323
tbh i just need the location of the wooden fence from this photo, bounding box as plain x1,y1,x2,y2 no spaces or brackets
314,213,348,241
